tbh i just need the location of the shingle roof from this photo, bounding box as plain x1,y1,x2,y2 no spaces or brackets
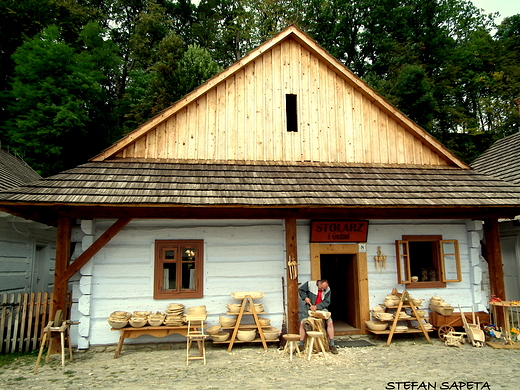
0,148,41,191
471,132,520,185
0,159,518,208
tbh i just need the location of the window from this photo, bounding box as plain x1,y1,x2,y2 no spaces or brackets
395,235,461,288
154,240,204,299
286,94,298,132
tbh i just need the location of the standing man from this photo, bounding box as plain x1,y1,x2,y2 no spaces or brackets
298,279,338,354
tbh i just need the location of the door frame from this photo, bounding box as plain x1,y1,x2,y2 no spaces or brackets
310,243,369,334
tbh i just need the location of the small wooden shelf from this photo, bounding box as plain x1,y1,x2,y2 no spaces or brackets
217,295,270,352
368,290,432,346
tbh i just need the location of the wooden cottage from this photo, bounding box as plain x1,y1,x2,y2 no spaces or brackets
1,26,520,349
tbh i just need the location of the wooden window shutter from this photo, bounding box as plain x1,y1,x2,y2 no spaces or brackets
395,240,411,284
439,240,462,282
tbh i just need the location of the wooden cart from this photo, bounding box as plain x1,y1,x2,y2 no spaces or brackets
429,311,489,340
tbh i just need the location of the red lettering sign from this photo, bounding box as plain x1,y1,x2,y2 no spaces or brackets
310,220,369,242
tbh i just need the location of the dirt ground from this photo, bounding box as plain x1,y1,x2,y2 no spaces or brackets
1,335,519,389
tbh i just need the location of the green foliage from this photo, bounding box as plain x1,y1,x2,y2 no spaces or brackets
4,23,120,176
0,0,519,171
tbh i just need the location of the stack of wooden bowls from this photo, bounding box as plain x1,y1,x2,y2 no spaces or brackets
226,303,242,313
107,311,131,328
129,311,151,327
384,295,400,307
147,311,166,326
186,305,207,316
164,303,185,326
429,296,454,316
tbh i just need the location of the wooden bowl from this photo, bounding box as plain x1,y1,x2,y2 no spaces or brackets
107,318,128,328
129,317,148,328
237,329,257,342
231,291,264,300
257,317,271,326
206,325,222,335
211,331,231,342
219,316,237,327
133,311,152,317
263,331,280,340
365,320,388,331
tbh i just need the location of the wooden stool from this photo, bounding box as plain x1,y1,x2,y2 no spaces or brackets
34,310,73,374
281,334,302,361
306,331,328,361
186,316,207,366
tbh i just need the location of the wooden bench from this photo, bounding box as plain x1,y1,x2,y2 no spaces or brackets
111,326,195,358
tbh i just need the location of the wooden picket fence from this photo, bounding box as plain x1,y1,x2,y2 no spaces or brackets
0,292,72,354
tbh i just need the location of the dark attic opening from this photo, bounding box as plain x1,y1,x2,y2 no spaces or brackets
286,94,298,132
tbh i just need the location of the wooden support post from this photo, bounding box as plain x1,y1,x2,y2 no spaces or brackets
285,218,299,334
483,218,506,300
49,217,72,354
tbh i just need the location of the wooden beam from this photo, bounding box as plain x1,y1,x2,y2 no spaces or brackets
49,217,72,354
285,218,299,334
3,204,517,226
58,218,132,284
483,218,506,300
53,218,72,317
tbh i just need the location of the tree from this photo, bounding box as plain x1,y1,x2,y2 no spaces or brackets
4,23,120,176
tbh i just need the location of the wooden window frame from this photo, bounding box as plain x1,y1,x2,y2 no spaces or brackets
154,239,204,299
395,235,461,288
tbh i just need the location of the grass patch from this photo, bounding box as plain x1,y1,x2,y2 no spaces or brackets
0,350,39,368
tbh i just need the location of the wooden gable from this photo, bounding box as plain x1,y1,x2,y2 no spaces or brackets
93,26,466,168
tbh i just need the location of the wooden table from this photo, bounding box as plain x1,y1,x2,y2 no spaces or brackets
489,301,520,345
111,326,195,358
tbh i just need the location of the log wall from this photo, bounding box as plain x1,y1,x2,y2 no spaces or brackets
71,218,486,347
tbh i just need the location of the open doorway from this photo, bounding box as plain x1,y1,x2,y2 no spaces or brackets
310,243,369,335
320,254,357,332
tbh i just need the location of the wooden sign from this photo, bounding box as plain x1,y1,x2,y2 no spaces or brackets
310,220,369,242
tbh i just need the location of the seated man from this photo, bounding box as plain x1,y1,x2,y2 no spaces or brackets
298,279,338,354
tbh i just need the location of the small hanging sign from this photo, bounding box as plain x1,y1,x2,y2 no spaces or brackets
310,220,369,242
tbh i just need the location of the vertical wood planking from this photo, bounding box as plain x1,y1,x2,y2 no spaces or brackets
319,60,328,161
235,68,245,160
255,57,264,160
107,38,452,166
336,73,346,162
301,47,311,160
310,54,320,161
272,43,282,161
206,88,217,160
264,50,273,161
245,62,255,160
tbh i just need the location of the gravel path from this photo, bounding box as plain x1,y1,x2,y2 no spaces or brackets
1,336,518,389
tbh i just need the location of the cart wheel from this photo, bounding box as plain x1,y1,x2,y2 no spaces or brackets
438,325,455,341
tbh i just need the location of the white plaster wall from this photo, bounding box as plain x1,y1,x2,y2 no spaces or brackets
296,219,488,314
73,218,488,347
79,219,286,347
